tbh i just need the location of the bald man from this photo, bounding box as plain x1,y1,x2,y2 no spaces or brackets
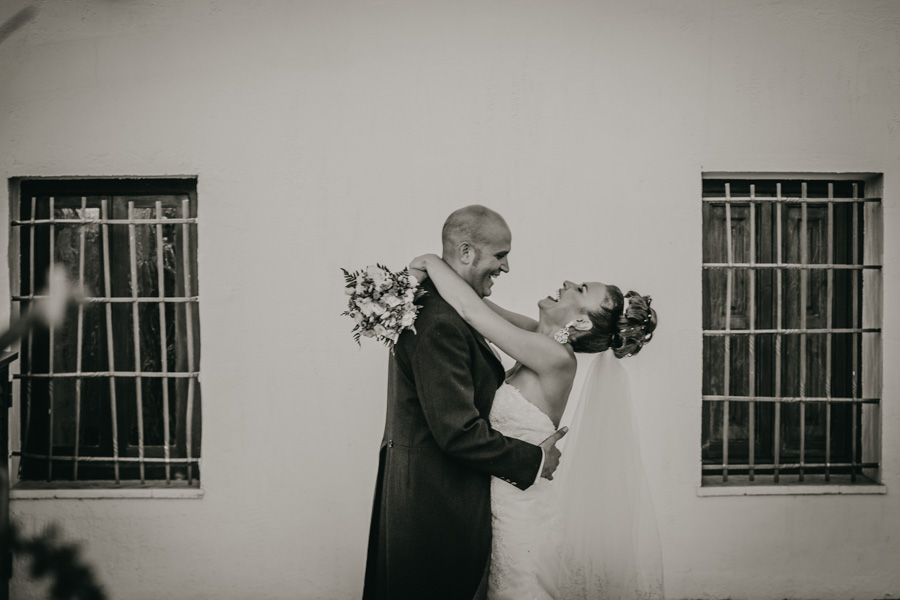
363,206,564,600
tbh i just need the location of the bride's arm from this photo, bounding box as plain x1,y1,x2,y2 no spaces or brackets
483,299,539,332
410,254,572,374
416,280,539,332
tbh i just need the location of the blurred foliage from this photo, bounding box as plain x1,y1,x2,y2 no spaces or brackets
3,521,107,600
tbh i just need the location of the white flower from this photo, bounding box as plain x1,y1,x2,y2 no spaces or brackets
373,324,387,338
367,265,388,288
344,286,354,295
400,312,416,328
359,300,376,316
371,303,386,316
383,294,402,308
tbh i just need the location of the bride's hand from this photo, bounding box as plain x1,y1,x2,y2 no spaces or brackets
409,254,437,284
409,254,429,272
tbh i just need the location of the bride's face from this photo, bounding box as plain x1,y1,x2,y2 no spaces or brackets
538,280,610,325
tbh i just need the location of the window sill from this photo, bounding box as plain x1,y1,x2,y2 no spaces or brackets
698,474,886,496
10,481,203,500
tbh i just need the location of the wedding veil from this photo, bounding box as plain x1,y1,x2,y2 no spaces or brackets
555,350,665,599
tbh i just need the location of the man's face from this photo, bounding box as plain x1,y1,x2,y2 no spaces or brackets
462,220,511,297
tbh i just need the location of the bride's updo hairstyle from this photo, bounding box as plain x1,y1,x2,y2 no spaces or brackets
569,287,657,358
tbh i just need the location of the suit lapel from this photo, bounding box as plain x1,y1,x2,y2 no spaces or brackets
471,328,506,385
420,279,506,386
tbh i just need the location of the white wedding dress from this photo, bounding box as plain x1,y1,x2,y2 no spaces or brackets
488,383,564,599
488,351,665,600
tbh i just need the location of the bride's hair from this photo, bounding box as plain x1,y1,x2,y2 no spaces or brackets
569,287,657,358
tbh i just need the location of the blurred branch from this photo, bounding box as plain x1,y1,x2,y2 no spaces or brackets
0,6,37,47
0,265,104,599
1,521,107,600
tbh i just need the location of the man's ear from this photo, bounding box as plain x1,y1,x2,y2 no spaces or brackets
458,242,474,266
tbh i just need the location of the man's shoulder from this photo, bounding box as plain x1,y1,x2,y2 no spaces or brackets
415,293,466,331
399,284,470,344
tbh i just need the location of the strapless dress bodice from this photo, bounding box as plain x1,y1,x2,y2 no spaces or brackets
489,383,556,446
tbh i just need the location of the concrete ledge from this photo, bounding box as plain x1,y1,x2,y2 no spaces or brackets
698,484,886,497
10,481,203,500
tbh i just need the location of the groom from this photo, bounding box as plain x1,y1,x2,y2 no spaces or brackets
362,205,567,600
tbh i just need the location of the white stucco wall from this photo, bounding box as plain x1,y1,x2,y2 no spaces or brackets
1,1,898,598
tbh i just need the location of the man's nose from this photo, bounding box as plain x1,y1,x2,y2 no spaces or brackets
500,257,509,273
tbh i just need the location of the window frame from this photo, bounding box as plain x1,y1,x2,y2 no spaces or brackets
700,172,883,489
8,177,201,490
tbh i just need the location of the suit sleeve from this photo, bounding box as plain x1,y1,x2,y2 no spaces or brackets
411,316,543,490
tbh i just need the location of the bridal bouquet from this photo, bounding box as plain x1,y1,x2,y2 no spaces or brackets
341,264,425,348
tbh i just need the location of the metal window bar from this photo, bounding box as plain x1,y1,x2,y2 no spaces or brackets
722,184,733,483
774,183,783,483
128,202,146,483
703,179,882,485
47,198,56,481
703,395,879,404
851,184,859,482
702,196,882,204
748,185,756,481
12,296,199,304
702,462,878,472
704,328,879,335
156,201,172,484
799,183,808,482
101,199,121,483
825,184,834,481
13,195,200,484
12,217,197,226
22,197,36,467
17,453,197,465
16,372,199,379
182,199,197,485
74,197,87,480
704,264,880,270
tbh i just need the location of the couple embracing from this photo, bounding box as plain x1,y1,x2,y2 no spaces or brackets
363,205,662,600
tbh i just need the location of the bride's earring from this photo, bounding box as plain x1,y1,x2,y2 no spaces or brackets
554,327,570,344
554,318,592,344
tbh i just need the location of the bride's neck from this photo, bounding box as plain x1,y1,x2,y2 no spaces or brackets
536,316,560,338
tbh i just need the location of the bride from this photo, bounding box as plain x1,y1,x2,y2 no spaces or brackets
409,253,663,600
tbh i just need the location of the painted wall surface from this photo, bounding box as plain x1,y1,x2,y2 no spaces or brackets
1,1,899,598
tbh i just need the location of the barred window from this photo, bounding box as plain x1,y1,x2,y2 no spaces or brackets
701,175,882,486
11,178,201,487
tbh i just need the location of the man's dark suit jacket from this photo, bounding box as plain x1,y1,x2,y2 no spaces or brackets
362,278,544,600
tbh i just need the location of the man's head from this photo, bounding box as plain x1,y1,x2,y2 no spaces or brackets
441,205,511,297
